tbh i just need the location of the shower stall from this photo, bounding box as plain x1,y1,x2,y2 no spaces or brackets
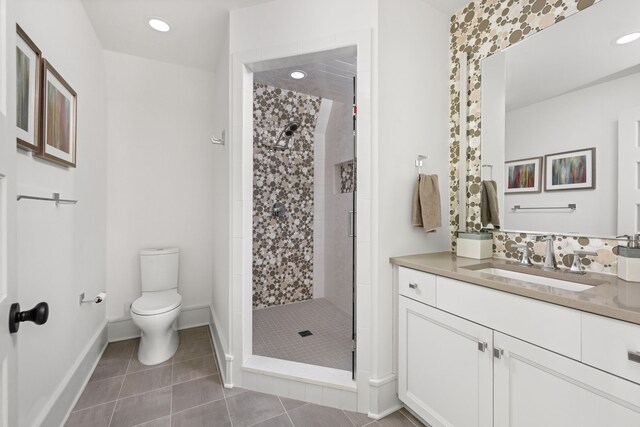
251,55,357,375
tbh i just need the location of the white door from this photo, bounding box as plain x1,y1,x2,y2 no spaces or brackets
0,3,19,426
494,332,640,427
398,296,493,427
617,105,640,234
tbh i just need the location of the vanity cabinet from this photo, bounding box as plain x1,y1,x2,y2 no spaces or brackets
396,266,640,427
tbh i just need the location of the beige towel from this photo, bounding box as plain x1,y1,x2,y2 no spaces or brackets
481,180,500,228
412,174,441,232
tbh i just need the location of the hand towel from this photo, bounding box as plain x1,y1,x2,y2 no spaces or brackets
412,174,441,232
481,180,500,228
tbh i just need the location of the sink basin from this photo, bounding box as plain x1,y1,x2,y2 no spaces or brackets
475,268,594,292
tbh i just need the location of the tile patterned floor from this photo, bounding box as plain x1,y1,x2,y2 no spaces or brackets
253,299,352,371
66,326,426,427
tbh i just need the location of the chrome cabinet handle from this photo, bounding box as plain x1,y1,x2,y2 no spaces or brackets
478,341,488,352
628,351,640,364
408,283,418,289
348,211,356,237
493,347,504,359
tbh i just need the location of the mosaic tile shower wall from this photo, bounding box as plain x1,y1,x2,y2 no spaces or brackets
252,83,322,308
492,231,619,274
339,161,356,194
448,0,601,249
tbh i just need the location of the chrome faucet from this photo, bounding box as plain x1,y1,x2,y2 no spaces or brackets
536,235,558,270
517,244,533,266
570,250,597,275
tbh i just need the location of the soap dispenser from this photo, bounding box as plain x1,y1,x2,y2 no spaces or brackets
617,234,640,282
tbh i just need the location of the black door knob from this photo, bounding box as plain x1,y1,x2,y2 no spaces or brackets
9,302,49,333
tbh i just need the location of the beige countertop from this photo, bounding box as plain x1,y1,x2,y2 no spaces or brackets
390,252,640,325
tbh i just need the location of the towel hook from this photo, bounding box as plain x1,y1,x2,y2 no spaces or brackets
416,155,429,174
482,164,493,180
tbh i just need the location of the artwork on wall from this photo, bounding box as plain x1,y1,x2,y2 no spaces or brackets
544,148,595,191
504,157,542,194
15,24,42,151
38,59,77,167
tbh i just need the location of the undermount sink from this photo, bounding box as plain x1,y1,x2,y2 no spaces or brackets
474,268,594,292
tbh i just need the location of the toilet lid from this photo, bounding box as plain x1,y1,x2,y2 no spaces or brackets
132,290,182,316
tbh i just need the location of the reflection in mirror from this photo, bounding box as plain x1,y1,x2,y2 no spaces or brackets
481,0,640,237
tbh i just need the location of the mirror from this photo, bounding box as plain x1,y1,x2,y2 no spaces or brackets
481,0,640,237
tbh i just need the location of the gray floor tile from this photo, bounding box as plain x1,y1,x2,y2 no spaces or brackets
91,354,131,382
343,410,373,427
135,416,171,427
171,375,224,413
374,411,416,427
74,376,123,410
226,391,285,427
178,326,210,343
278,397,307,412
173,337,214,363
173,356,217,384
119,365,172,398
222,386,247,399
111,387,171,427
65,401,115,427
399,408,427,426
170,400,231,427
287,403,353,427
102,339,137,360
252,414,294,427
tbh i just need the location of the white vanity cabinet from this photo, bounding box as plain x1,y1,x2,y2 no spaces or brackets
396,266,640,427
398,295,493,427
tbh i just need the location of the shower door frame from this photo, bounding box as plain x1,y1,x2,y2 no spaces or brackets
228,31,373,405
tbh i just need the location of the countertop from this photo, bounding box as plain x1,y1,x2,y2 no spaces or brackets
390,252,640,325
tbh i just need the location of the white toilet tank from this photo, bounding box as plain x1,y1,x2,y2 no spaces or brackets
140,247,179,292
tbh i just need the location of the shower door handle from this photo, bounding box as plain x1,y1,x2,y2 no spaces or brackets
348,211,356,237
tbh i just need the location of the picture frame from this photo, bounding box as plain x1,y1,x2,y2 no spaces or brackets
544,148,595,191
15,24,42,151
504,157,542,194
38,59,77,167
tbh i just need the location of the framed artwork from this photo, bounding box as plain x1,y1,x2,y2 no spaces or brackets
16,24,42,151
38,59,77,167
544,148,595,191
504,157,542,194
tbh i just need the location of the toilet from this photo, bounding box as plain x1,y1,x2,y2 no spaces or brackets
131,247,183,365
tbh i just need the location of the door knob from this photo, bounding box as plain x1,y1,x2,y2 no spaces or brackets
9,302,49,333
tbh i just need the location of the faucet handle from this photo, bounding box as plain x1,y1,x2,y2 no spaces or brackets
570,250,597,274
516,243,533,266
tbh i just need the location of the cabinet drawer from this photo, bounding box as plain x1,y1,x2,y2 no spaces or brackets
583,313,640,384
436,276,581,360
398,267,436,306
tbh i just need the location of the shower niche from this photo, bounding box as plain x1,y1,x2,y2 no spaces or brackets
251,52,357,374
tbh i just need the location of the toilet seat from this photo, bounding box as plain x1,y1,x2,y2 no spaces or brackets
132,290,182,316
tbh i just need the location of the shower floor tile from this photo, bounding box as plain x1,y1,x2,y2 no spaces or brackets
253,298,352,371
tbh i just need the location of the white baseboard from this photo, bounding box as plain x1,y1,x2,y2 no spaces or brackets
38,321,108,427
107,305,211,342
209,305,233,388
368,373,401,419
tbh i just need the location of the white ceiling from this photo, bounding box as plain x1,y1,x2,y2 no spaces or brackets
503,0,640,110
422,0,469,16
81,0,275,72
254,56,357,103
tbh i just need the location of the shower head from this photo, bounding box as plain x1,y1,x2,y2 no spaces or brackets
274,121,300,150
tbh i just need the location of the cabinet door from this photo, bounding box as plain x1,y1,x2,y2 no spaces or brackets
398,296,493,427
494,332,640,427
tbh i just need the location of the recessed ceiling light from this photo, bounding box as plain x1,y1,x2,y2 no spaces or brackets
290,70,306,80
148,17,171,33
616,32,640,45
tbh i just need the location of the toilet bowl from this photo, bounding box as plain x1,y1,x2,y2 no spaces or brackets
130,247,182,365
131,289,182,365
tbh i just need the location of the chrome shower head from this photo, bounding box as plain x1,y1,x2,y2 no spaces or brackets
274,121,300,150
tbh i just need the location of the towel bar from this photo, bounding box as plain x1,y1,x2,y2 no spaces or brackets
511,204,576,211
17,192,77,206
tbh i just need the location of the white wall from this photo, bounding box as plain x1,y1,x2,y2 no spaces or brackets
377,0,450,383
105,51,216,321
504,72,640,235
211,16,232,369
14,0,107,425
